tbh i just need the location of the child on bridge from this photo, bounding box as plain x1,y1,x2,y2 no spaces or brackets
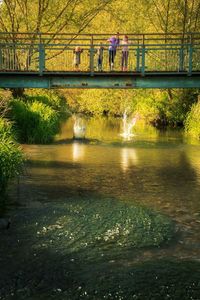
121,35,129,71
73,46,83,71
96,42,104,71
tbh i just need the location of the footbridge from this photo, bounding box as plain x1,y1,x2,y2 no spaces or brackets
0,32,200,89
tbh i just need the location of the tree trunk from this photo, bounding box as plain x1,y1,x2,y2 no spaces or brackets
10,88,25,98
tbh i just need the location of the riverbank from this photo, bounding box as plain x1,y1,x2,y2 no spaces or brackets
0,118,24,196
63,89,200,139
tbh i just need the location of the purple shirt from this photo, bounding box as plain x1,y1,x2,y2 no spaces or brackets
108,36,120,50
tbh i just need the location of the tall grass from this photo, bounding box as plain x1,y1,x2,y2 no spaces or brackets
0,118,24,194
10,100,59,144
184,101,200,140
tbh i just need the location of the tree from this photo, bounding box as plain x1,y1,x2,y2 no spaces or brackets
0,0,114,96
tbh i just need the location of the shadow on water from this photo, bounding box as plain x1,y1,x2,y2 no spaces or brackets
53,138,101,145
26,160,82,170
155,151,198,187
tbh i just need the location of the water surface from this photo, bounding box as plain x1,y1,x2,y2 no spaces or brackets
1,117,200,299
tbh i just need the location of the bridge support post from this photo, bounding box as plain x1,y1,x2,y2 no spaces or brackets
90,35,94,76
13,44,16,70
39,43,45,76
141,46,146,76
188,44,193,76
179,47,184,72
136,47,140,72
0,47,2,69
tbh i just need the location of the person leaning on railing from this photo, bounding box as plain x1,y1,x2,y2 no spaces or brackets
121,35,129,71
107,32,120,71
73,46,83,71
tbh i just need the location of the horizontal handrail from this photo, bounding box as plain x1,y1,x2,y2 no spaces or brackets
0,31,200,35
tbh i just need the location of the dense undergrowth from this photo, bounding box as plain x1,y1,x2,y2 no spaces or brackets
64,88,199,133
0,118,24,195
9,100,59,144
185,100,200,140
9,92,68,144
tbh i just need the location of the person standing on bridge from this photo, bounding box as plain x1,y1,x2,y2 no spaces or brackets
121,35,129,71
73,46,83,71
96,42,104,71
107,32,120,71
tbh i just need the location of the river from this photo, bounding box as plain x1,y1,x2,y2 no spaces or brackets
1,117,200,299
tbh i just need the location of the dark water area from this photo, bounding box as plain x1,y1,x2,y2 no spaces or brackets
0,117,200,299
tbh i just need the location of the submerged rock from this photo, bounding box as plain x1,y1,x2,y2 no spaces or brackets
0,218,11,229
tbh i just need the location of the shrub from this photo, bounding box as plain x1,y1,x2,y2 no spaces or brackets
25,90,69,118
25,94,65,113
0,118,24,194
184,101,200,139
10,100,59,144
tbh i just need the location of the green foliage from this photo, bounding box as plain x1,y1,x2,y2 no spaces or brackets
10,99,59,144
184,101,200,140
67,88,198,133
25,90,69,117
0,118,13,139
161,90,197,126
0,118,24,194
67,89,143,117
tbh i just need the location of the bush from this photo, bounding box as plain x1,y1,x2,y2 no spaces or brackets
0,118,24,194
10,100,59,144
25,94,66,114
25,90,69,119
184,101,200,139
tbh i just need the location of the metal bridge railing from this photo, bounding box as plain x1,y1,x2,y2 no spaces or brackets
0,32,200,76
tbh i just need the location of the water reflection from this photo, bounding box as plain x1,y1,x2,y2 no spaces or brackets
72,142,86,162
120,148,138,172
186,148,200,186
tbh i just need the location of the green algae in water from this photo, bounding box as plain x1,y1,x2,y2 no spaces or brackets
35,198,175,254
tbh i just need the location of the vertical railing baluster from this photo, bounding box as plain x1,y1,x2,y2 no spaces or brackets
136,47,140,72
188,34,193,76
0,46,2,70
141,45,146,76
141,34,146,76
90,35,94,76
39,33,45,76
179,40,184,72
13,43,16,70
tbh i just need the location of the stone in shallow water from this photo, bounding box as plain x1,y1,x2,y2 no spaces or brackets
0,218,11,229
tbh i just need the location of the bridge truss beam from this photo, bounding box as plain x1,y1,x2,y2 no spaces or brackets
1,73,200,89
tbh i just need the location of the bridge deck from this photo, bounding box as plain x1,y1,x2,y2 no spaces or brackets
1,72,200,89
